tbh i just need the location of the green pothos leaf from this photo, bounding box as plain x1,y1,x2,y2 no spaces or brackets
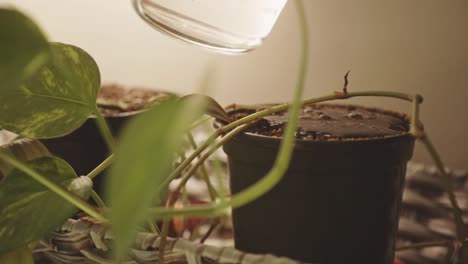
107,97,207,261
0,42,101,139
0,156,92,254
0,8,50,90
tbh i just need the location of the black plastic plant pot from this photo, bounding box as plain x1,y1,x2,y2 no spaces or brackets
40,111,134,196
221,105,416,264
40,85,173,198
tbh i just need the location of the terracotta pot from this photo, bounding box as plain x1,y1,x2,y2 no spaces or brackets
220,104,416,264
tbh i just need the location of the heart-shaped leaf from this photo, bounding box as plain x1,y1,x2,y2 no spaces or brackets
0,8,50,90
106,98,206,261
0,42,101,139
0,156,92,254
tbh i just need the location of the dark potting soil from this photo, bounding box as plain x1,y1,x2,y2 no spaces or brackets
230,104,410,141
97,84,174,116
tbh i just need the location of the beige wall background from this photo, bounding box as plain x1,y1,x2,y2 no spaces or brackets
4,0,468,169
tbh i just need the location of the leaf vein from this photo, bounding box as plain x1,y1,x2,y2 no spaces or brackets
5,92,91,107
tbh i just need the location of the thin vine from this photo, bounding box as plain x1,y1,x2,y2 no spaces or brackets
93,106,116,152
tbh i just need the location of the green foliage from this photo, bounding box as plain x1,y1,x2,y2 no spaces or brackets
2,3,464,263
0,8,50,91
106,98,206,261
0,245,34,264
0,8,102,255
0,42,101,139
0,156,91,254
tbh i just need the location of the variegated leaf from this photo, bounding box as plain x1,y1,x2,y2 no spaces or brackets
0,42,100,139
0,8,50,90
0,157,92,254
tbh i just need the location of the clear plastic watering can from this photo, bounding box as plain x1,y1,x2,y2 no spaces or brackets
132,0,288,53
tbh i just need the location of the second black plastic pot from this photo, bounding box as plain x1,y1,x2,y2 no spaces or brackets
40,111,134,196
221,106,416,264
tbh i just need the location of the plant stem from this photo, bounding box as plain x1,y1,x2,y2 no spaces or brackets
87,144,160,233
186,133,217,200
151,203,226,220
86,154,114,180
170,123,252,207
156,139,219,256
147,219,159,234
0,152,107,222
212,158,228,200
159,123,253,260
189,116,212,130
235,91,415,111
90,190,106,208
409,94,423,137
162,90,419,195
420,135,465,242
160,131,221,190
200,221,219,244
159,221,170,261
94,107,116,152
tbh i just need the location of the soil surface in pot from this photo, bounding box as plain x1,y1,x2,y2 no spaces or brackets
97,84,174,116
230,104,410,141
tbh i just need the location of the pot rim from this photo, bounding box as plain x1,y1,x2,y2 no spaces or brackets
89,108,147,119
217,103,417,145
90,87,177,119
